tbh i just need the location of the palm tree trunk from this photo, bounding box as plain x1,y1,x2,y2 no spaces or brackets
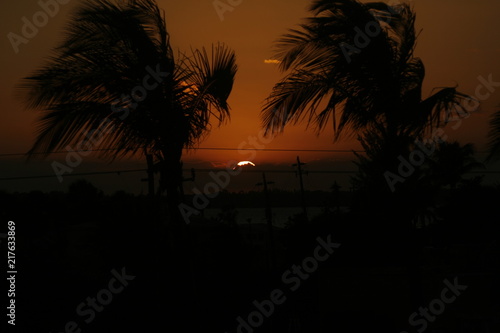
159,146,202,329
160,146,184,226
381,122,425,312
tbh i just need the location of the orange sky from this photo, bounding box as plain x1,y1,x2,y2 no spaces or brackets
1,0,500,193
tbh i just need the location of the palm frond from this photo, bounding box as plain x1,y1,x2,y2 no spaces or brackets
180,43,237,147
410,87,476,136
262,70,334,135
18,0,226,161
263,0,408,138
262,0,473,142
18,0,171,157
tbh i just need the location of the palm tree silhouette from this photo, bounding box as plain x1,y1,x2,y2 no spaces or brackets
261,0,477,315
18,0,237,222
262,0,472,150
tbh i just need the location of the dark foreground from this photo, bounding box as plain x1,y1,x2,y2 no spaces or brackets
2,186,499,333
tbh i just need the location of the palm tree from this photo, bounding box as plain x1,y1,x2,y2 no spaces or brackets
18,0,237,222
261,0,476,314
262,0,472,154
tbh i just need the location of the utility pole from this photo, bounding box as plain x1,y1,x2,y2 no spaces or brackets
142,153,155,197
331,181,341,213
292,156,308,221
179,163,196,198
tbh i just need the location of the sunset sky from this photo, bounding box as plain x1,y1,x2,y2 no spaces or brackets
1,0,500,194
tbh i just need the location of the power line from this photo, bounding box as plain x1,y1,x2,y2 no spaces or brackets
1,147,493,158
0,148,133,157
0,168,357,181
2,168,500,182
0,169,147,181
0,147,363,158
194,148,364,153
189,169,358,174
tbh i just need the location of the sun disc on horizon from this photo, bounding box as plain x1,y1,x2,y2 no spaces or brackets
237,161,256,167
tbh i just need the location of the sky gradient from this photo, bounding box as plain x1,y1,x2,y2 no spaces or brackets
1,0,500,194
